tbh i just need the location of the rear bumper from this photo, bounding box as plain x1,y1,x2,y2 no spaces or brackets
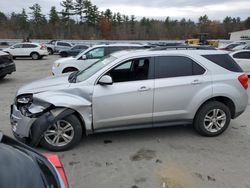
0,63,16,77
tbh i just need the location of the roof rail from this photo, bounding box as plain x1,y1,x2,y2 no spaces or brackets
150,45,216,51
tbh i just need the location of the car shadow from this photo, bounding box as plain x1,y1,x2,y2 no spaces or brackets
0,77,16,84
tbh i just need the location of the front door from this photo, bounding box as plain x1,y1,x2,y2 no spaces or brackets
92,57,154,130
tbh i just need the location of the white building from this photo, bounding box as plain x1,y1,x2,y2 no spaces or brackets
230,29,250,41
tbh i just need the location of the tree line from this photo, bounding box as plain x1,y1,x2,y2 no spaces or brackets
0,0,250,40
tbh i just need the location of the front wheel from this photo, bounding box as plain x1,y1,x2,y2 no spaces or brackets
194,101,231,136
40,114,83,151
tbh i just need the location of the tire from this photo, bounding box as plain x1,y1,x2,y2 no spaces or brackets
0,74,6,79
13,56,16,60
62,67,78,73
48,48,54,55
31,52,40,60
193,101,231,137
40,114,83,151
60,52,68,57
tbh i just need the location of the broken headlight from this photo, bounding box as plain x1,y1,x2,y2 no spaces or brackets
16,95,51,117
17,95,33,104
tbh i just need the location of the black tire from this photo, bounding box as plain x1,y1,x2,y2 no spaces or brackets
0,74,6,79
40,114,83,151
60,52,68,57
48,48,54,55
62,67,78,73
31,52,40,60
13,56,16,60
193,101,231,137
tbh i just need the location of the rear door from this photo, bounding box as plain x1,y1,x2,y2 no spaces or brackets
153,56,212,124
92,57,154,130
22,44,38,56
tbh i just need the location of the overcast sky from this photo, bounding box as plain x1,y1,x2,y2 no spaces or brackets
0,0,250,21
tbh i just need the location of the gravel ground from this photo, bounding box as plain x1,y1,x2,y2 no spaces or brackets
0,55,250,188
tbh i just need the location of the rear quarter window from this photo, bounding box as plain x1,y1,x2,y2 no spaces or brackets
202,54,243,72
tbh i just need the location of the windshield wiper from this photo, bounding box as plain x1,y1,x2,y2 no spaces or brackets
68,71,79,83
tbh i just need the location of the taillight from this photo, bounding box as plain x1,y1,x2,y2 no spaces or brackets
238,74,248,89
40,44,46,50
44,154,69,188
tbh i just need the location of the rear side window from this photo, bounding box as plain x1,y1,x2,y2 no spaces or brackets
233,52,250,59
155,56,205,79
57,42,71,47
202,54,243,72
23,44,37,48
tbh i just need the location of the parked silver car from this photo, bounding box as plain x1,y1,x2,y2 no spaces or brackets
10,49,249,151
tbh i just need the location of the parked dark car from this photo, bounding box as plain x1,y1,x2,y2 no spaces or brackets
59,44,89,57
0,132,69,188
0,51,16,79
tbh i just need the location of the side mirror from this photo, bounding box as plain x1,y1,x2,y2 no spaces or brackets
98,75,113,85
82,55,87,60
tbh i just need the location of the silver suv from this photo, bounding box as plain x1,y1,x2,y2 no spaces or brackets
10,49,249,151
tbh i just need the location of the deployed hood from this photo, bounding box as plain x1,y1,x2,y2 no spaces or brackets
17,74,70,95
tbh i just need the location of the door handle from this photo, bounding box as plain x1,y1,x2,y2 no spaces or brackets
191,79,202,85
138,86,151,92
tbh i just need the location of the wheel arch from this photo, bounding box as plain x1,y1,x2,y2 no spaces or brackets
195,96,236,119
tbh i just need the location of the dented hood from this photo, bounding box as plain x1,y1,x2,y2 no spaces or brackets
17,74,70,95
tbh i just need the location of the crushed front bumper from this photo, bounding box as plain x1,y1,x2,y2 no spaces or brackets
10,104,75,146
10,104,54,146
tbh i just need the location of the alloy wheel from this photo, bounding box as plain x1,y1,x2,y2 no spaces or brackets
203,109,227,133
44,120,74,147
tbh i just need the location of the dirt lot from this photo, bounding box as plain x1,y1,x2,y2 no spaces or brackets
0,55,250,188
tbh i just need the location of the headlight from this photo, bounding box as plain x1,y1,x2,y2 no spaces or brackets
17,97,32,104
16,95,33,104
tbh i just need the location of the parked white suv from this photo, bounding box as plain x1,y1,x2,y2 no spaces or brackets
3,43,48,60
11,48,248,151
52,44,146,75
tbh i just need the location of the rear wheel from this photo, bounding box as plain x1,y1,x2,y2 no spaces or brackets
47,48,54,55
31,52,40,60
0,74,6,79
40,114,82,151
194,101,231,136
60,52,68,57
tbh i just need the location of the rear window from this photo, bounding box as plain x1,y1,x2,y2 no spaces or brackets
202,54,243,72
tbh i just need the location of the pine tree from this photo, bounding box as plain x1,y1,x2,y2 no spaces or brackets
49,6,60,25
29,3,47,25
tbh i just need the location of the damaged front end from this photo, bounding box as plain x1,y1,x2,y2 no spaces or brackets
10,94,72,147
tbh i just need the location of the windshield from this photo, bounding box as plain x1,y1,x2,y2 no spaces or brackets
76,55,117,82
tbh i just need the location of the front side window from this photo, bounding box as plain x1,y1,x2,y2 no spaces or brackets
86,48,105,59
155,56,205,79
13,44,22,48
107,58,151,83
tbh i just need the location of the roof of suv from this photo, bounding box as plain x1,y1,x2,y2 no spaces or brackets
91,43,143,48
111,49,228,59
